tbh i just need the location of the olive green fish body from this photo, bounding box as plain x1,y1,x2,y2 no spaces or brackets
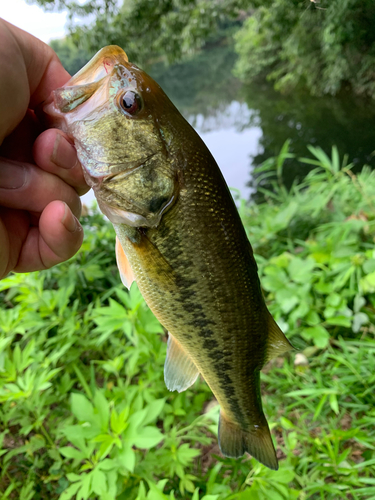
44,46,293,470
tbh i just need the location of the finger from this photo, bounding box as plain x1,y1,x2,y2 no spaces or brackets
0,110,40,163
33,129,90,196
0,157,81,218
1,20,70,107
13,200,83,272
0,207,30,278
0,20,70,142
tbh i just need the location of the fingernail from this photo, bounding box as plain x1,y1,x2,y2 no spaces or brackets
0,160,26,189
61,203,79,232
52,134,77,169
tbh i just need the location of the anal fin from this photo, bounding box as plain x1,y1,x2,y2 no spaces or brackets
265,312,295,364
164,333,199,393
218,410,278,470
115,236,136,290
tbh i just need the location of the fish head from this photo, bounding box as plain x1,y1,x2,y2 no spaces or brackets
45,45,182,226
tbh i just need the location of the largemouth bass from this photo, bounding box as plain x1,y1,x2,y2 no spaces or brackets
45,46,293,470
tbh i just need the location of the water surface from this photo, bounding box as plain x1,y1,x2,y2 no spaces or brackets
151,44,375,198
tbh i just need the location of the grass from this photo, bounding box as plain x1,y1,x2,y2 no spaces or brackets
1,143,375,499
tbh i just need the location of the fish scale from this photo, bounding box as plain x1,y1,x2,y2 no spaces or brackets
44,45,294,470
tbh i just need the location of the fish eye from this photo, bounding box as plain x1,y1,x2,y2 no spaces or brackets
119,90,142,115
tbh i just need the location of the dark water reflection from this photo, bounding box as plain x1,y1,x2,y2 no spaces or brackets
150,44,375,201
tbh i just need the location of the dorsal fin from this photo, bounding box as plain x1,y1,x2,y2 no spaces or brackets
164,333,199,393
264,312,295,364
115,237,136,290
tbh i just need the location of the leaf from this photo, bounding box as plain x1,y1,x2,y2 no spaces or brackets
352,312,369,333
275,288,299,314
94,390,110,431
133,426,164,449
76,473,92,500
59,482,82,500
97,458,116,471
270,467,295,484
117,445,136,472
363,259,375,274
329,393,339,415
136,481,147,500
325,315,352,327
301,326,330,349
280,417,295,430
59,446,85,461
360,271,375,293
288,257,315,284
71,393,94,422
66,473,82,482
91,468,107,495
143,399,166,426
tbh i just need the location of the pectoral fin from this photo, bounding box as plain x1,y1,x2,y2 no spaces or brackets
115,237,135,289
164,333,199,393
264,312,295,364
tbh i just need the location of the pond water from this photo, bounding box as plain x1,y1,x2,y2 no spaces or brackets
82,43,375,206
151,44,375,199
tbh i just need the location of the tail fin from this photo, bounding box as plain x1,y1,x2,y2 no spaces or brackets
218,411,278,470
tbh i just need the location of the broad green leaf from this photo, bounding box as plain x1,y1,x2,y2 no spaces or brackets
288,257,315,284
71,393,94,422
270,467,295,484
301,326,330,349
143,399,166,426
94,390,110,431
91,468,107,495
133,426,164,449
117,445,136,472
59,482,82,500
59,446,85,461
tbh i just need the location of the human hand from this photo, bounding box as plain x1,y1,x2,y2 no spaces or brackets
0,19,89,280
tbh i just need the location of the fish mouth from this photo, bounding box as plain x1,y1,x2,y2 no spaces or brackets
66,46,129,87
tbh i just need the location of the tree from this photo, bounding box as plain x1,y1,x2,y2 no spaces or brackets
30,0,247,65
49,38,92,75
234,0,375,98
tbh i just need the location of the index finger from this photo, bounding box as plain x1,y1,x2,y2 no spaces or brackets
1,19,70,106
0,19,70,141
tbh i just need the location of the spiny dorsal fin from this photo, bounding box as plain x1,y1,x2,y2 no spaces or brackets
164,333,199,393
264,312,295,364
218,410,278,470
115,237,135,290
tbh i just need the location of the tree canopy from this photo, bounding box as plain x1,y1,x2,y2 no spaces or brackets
30,0,245,66
31,0,375,98
234,0,375,99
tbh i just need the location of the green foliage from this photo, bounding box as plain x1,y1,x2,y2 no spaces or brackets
2,147,375,498
234,0,375,99
34,0,244,66
49,38,92,76
241,142,375,351
149,42,240,119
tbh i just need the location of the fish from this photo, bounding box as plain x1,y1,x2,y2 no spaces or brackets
44,46,294,470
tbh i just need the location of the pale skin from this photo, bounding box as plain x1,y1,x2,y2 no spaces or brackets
0,19,89,280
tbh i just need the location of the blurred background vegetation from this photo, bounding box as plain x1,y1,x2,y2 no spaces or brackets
2,0,375,499
34,0,375,99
